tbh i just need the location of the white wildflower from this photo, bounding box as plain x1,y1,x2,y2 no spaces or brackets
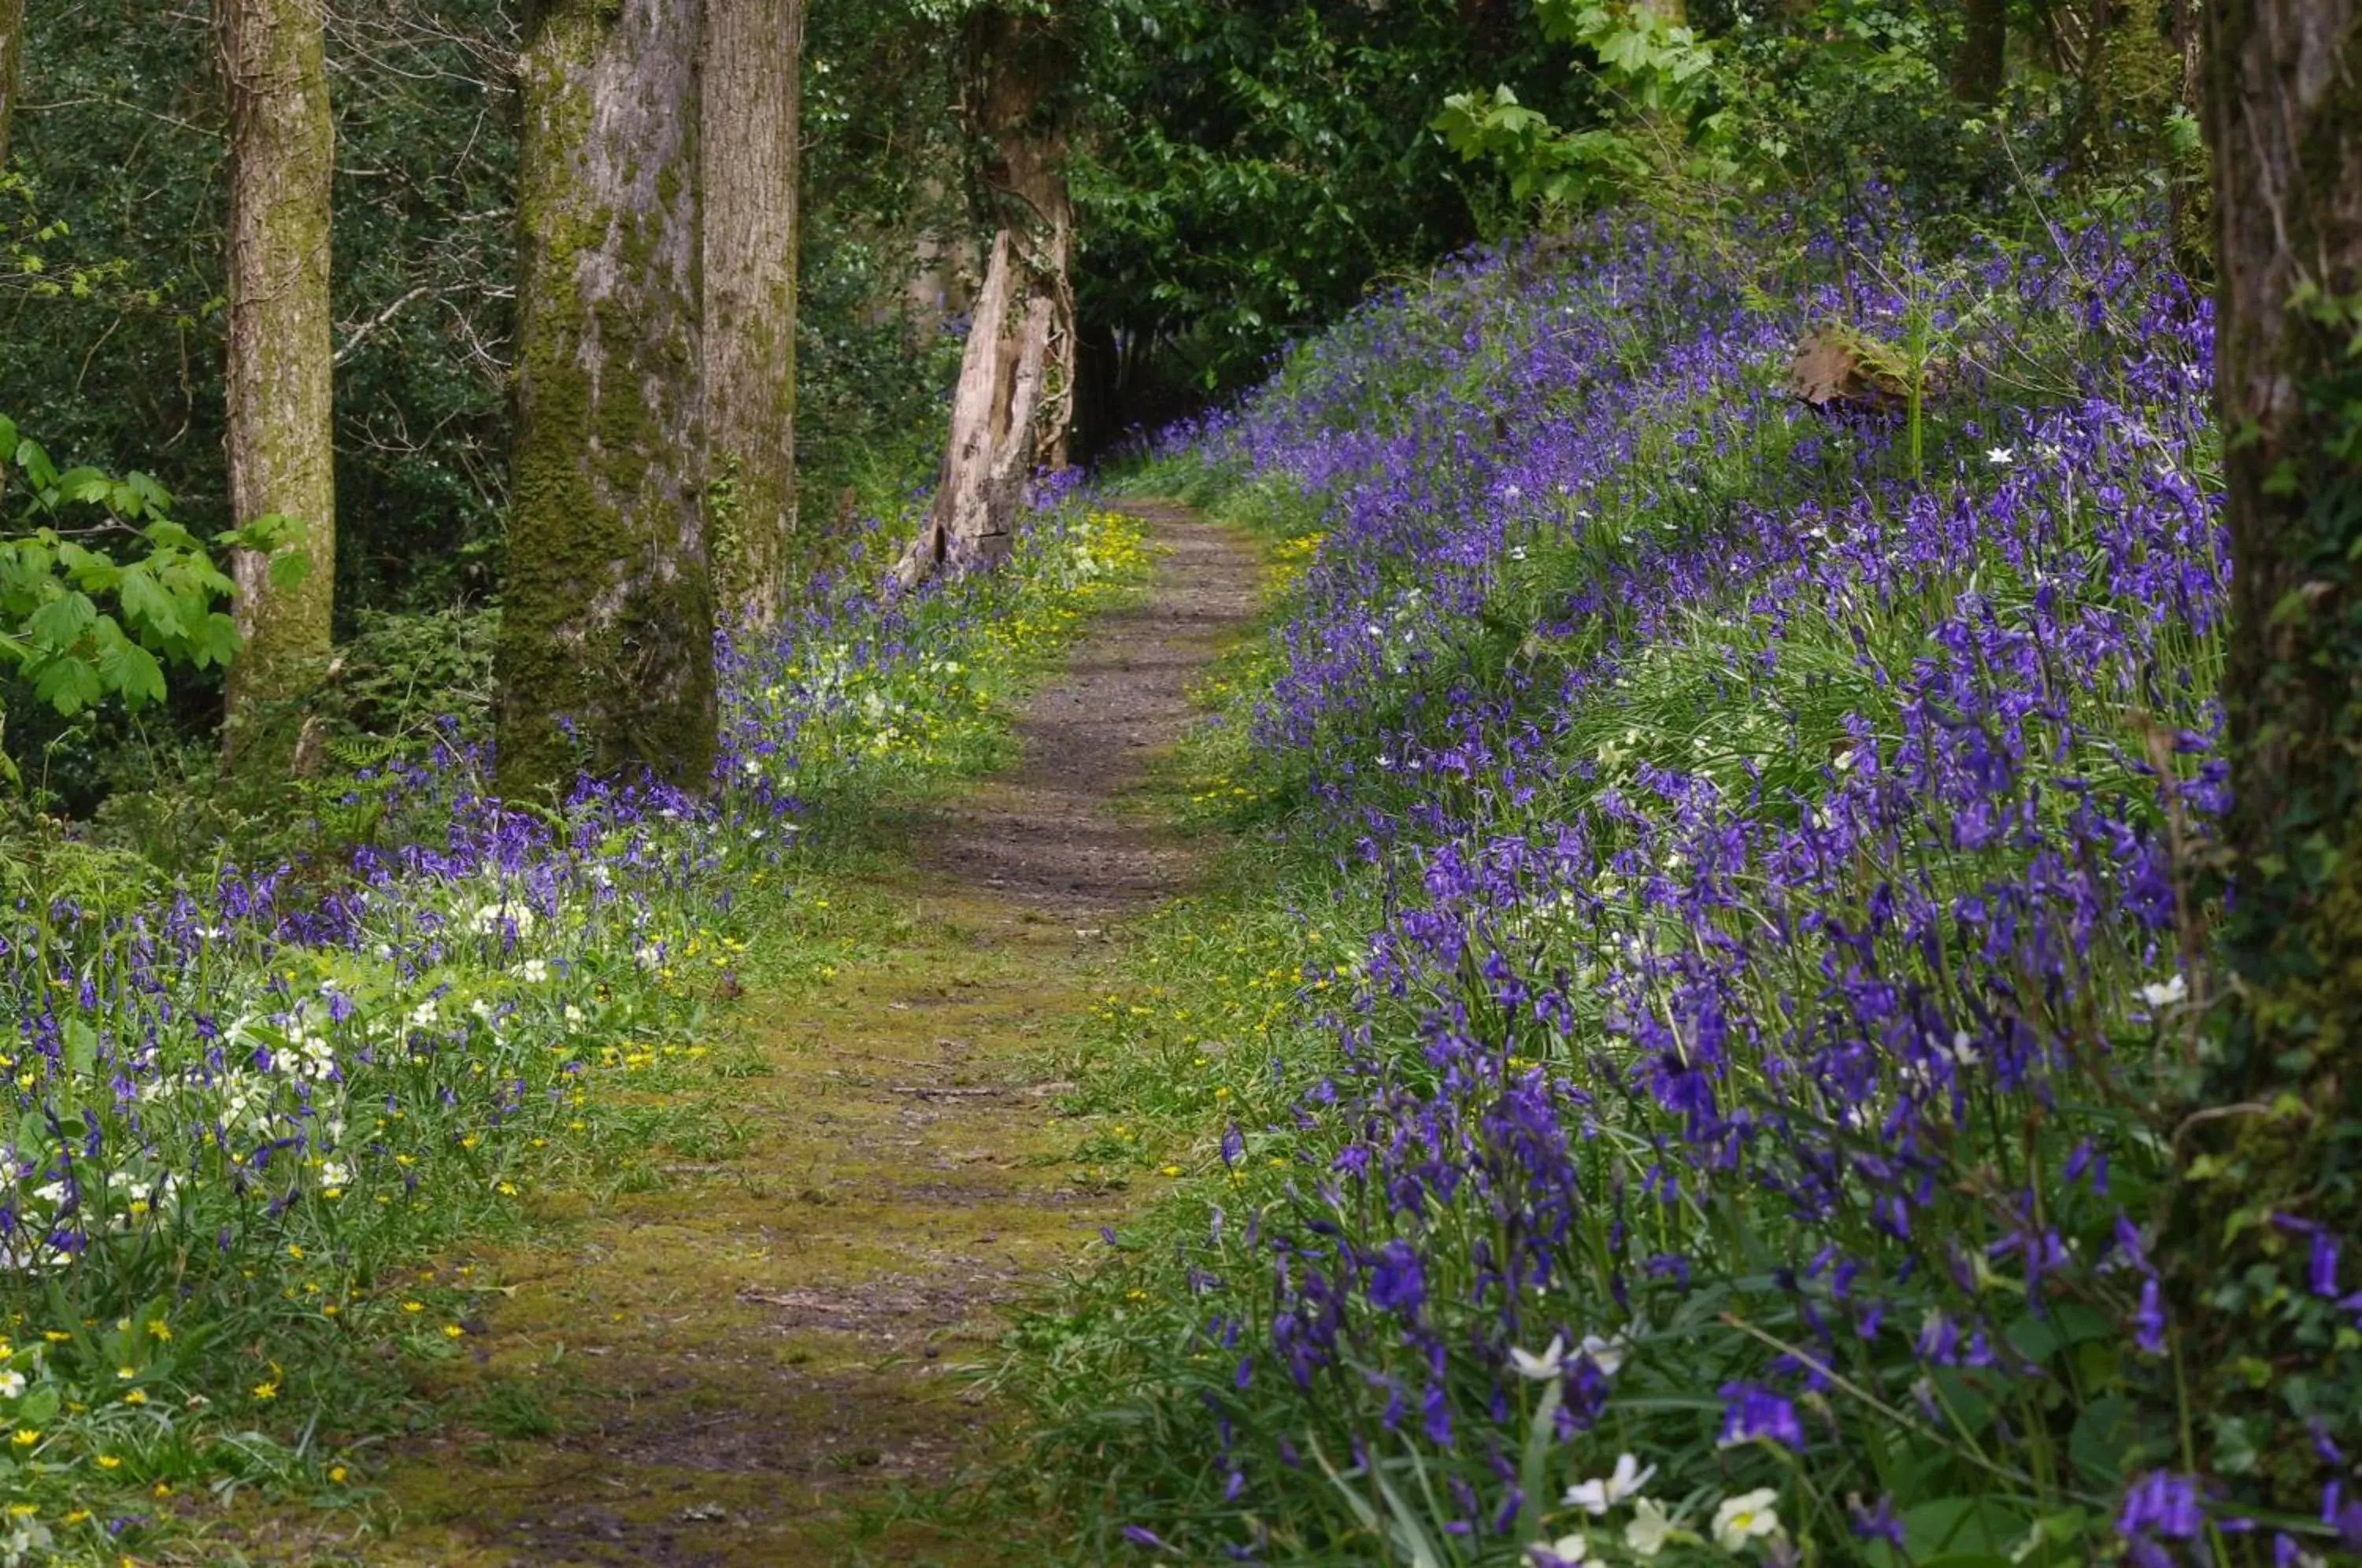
1564,1453,1656,1515
0,1370,23,1400
466,900,536,938
1578,1332,1630,1377
1625,1498,1674,1559
2139,974,2188,1009
1712,1488,1784,1553
1509,1334,1568,1381
1987,447,2015,465
1527,1533,1587,1566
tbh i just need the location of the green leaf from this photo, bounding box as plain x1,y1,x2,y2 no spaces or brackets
26,591,98,650
268,546,313,591
126,470,172,516
62,1019,98,1077
14,438,56,493
117,569,185,639
54,466,111,505
2069,1393,2135,1484
31,654,102,715
98,640,166,706
191,612,242,668
16,1386,58,1427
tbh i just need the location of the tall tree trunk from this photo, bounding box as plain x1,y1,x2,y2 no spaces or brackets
702,0,802,633
2166,0,2211,274
1949,0,2006,101
495,0,714,797
0,0,25,168
218,0,336,771
891,7,1072,590
2168,0,2362,1535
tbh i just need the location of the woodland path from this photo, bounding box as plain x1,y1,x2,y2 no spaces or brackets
249,502,1257,1567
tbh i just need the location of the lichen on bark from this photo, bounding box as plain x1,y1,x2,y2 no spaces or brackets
496,0,715,799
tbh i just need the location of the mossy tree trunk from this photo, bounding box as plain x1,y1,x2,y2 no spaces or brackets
218,0,336,771
701,0,802,634
496,0,715,798
890,6,1072,590
0,0,25,167
2073,0,2180,176
2168,0,2362,1535
1949,0,2006,101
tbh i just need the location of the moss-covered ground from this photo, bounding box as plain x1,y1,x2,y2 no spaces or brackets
192,505,1261,1566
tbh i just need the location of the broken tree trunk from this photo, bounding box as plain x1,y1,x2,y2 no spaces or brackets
889,218,1065,590
890,5,1074,591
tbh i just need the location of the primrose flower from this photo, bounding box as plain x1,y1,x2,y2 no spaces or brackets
1625,1499,1675,1558
1564,1452,1655,1514
1509,1334,1568,1381
1712,1489,1784,1552
0,1372,22,1400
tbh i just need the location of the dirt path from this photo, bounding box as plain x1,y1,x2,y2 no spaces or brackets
283,503,1257,1566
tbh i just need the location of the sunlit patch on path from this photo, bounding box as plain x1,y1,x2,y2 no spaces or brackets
250,503,1257,1566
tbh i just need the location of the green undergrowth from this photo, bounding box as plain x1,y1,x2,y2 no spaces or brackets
0,505,1151,1564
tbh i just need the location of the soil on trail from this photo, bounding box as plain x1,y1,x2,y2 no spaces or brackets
929,501,1258,916
261,504,1257,1567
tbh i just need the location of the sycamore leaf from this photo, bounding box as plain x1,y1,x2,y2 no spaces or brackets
31,653,102,715
191,612,242,669
98,639,166,707
117,568,184,639
268,546,313,592
27,591,98,650
126,471,172,516
54,467,111,505
14,437,55,491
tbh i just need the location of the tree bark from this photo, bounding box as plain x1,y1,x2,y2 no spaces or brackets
702,0,802,633
218,0,336,770
1949,0,2006,101
495,0,715,797
891,6,1072,590
0,0,24,168
2168,0,2362,1532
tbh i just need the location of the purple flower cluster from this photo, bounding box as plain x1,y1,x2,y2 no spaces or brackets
1127,209,2312,1560
0,497,1105,1304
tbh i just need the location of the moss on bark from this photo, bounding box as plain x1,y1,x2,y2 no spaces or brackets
2169,0,2362,1540
497,0,715,799
219,0,336,771
700,0,802,632
0,0,25,167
